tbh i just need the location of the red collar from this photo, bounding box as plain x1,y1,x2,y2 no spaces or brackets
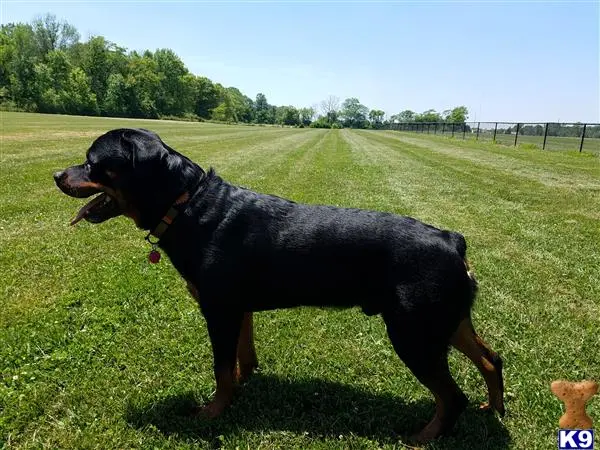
147,191,190,240
144,192,190,264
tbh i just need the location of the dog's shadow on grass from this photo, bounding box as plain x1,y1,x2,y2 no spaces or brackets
126,373,510,449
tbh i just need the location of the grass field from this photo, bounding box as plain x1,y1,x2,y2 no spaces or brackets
1,111,599,449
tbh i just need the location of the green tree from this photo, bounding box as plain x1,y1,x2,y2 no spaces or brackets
340,97,369,128
153,48,191,116
320,95,340,125
415,109,442,122
77,36,114,111
210,85,251,123
125,52,161,118
1,23,38,108
61,67,98,115
192,76,220,119
32,49,72,113
369,109,385,129
448,106,469,123
227,87,253,123
276,106,300,126
33,62,61,112
32,13,79,59
309,116,332,129
211,86,236,123
104,72,129,116
392,110,416,123
299,107,315,126
254,92,270,124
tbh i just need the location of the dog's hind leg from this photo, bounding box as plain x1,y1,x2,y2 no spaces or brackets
384,317,468,443
200,309,244,419
450,317,505,416
235,312,259,384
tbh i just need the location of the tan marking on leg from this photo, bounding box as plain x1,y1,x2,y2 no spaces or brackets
451,318,505,415
235,312,258,384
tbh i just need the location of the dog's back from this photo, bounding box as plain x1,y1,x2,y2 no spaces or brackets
162,173,474,323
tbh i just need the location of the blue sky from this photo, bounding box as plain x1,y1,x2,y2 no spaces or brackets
2,1,599,122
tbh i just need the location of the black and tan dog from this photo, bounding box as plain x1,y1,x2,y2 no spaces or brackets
53,128,505,443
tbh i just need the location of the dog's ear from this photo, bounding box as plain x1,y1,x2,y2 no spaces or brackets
120,129,168,170
120,129,187,178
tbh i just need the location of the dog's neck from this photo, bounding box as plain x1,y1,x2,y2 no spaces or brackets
144,169,211,239
147,191,191,240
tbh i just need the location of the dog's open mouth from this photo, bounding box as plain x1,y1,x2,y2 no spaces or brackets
71,193,121,225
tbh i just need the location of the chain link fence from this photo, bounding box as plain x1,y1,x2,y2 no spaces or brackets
386,122,600,154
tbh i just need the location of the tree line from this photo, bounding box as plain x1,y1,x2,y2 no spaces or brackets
1,13,473,130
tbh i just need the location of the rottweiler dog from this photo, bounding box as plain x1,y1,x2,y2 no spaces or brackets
53,128,505,443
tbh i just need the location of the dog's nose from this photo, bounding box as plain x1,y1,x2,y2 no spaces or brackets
53,170,65,182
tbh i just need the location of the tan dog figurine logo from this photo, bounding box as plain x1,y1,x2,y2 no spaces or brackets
551,380,598,429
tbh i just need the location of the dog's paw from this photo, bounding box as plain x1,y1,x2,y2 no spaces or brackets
195,389,236,420
195,400,228,419
234,363,259,385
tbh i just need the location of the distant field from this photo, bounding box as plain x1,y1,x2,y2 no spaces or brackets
1,112,599,449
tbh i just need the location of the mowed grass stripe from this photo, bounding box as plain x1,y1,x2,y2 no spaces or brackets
1,120,302,165
377,131,600,188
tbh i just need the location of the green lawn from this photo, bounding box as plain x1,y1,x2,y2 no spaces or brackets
1,112,599,449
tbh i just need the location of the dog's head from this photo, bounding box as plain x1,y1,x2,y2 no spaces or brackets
54,128,204,230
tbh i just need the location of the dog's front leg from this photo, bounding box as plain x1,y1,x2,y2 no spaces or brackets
200,308,243,419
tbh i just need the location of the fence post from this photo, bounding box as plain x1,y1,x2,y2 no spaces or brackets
542,123,549,150
442,123,446,134
427,123,430,134
514,123,521,147
476,122,480,140
579,123,587,152
451,123,455,138
462,123,466,140
434,123,438,134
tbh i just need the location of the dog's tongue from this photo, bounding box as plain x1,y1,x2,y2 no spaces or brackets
70,193,108,226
